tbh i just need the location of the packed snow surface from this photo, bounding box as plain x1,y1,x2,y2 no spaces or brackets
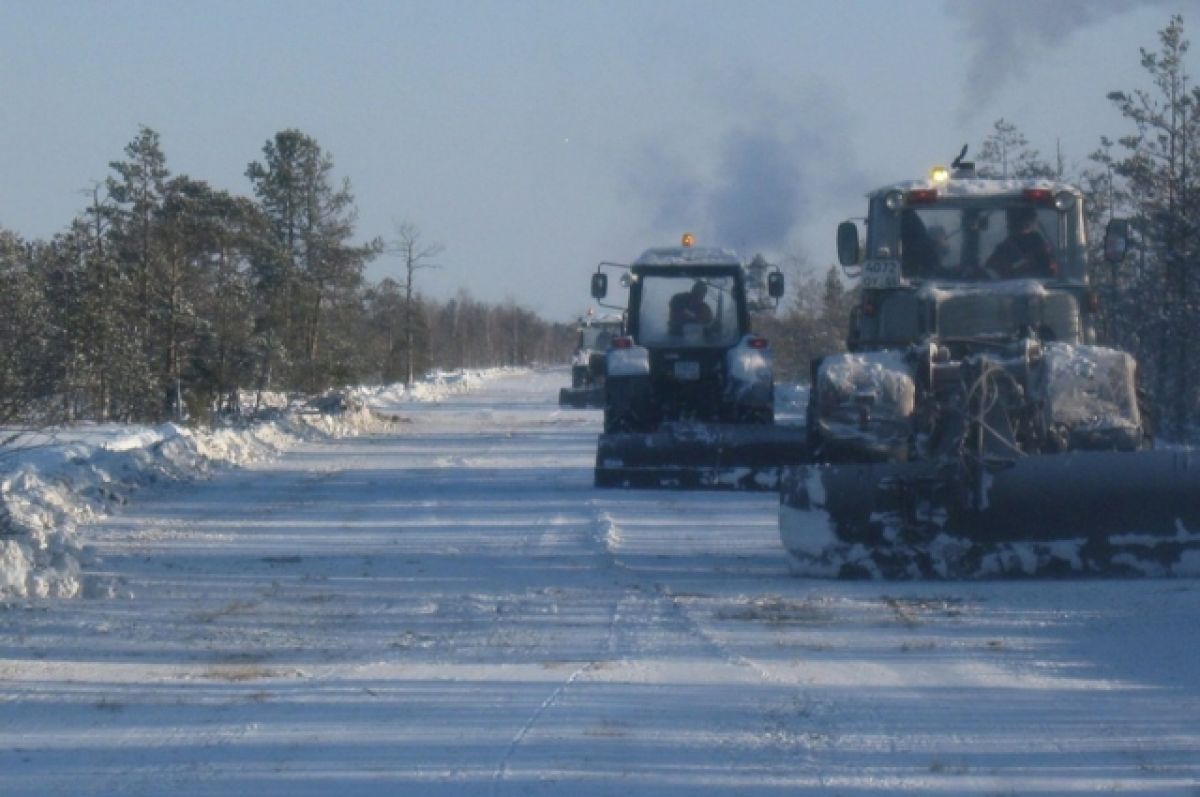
2,368,1198,794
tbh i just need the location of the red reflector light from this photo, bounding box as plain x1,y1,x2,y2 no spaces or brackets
746,336,769,350
862,299,877,316
1022,188,1053,204
612,336,633,349
906,188,938,204
1087,291,1100,314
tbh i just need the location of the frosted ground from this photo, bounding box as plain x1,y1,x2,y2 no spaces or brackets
1,369,1198,794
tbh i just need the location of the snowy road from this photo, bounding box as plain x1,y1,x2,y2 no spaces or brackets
2,369,1199,795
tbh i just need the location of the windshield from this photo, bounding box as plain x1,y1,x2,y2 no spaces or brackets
869,198,1086,283
637,274,741,347
579,325,619,350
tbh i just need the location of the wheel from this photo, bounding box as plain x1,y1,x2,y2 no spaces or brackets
604,409,635,434
805,382,824,459
735,405,773,425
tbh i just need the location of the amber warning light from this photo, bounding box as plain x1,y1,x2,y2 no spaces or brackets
681,232,695,247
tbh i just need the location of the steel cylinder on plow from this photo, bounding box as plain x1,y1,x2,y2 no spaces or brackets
972,448,1200,541
779,449,1200,578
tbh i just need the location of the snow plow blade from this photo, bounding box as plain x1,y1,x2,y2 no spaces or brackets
780,449,1200,578
595,423,808,490
558,386,603,408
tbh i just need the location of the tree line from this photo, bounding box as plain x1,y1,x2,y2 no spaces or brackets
759,15,1200,441
0,128,572,427
3,17,1197,439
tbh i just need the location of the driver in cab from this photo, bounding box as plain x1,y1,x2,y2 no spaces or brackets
984,207,1058,278
668,281,714,337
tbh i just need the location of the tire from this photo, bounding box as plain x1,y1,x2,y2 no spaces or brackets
571,365,589,389
805,381,823,460
735,405,773,425
603,410,631,434
604,376,653,434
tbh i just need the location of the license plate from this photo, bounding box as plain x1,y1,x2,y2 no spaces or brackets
861,259,903,289
673,361,700,380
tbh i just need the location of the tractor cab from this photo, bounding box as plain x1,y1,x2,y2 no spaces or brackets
837,165,1099,350
588,235,799,489
627,257,749,350
840,166,1088,287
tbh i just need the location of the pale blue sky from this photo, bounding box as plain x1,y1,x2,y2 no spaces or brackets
1,0,1195,319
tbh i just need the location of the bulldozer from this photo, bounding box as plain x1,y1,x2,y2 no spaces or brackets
559,313,624,408
781,155,1200,577
589,235,806,489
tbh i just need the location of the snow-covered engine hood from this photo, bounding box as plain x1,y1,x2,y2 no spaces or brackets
606,345,650,377
1041,342,1141,447
725,336,774,408
814,351,915,454
726,336,773,384
917,281,1083,344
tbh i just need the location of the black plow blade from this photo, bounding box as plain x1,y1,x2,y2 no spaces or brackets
780,449,1200,578
558,386,604,408
595,423,809,491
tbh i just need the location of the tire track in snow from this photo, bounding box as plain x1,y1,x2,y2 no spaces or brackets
489,658,595,796
488,509,647,795
594,505,836,786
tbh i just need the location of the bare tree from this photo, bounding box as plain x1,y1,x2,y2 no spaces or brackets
388,222,443,386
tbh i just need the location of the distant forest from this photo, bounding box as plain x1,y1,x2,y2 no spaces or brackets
3,16,1198,439
0,127,573,426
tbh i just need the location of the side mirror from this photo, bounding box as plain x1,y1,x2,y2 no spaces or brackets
767,271,784,298
1104,218,1129,263
837,221,861,266
590,272,608,299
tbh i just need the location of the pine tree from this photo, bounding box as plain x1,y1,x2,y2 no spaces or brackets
246,130,380,393
1106,15,1200,438
977,118,1058,179
0,231,53,429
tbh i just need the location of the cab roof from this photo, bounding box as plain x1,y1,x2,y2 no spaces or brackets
866,176,1083,200
579,312,623,327
632,246,742,267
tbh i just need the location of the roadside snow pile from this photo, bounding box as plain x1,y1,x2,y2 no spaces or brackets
0,395,391,601
0,369,515,601
354,367,520,407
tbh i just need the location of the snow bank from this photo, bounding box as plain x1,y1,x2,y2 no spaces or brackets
0,370,503,601
352,368,514,406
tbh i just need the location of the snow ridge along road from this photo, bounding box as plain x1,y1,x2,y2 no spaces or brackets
2,368,1198,795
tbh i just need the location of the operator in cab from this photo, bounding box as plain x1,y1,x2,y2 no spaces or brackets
668,281,714,336
985,207,1058,278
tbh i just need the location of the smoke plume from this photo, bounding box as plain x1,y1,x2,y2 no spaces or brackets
946,0,1178,115
627,85,864,258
